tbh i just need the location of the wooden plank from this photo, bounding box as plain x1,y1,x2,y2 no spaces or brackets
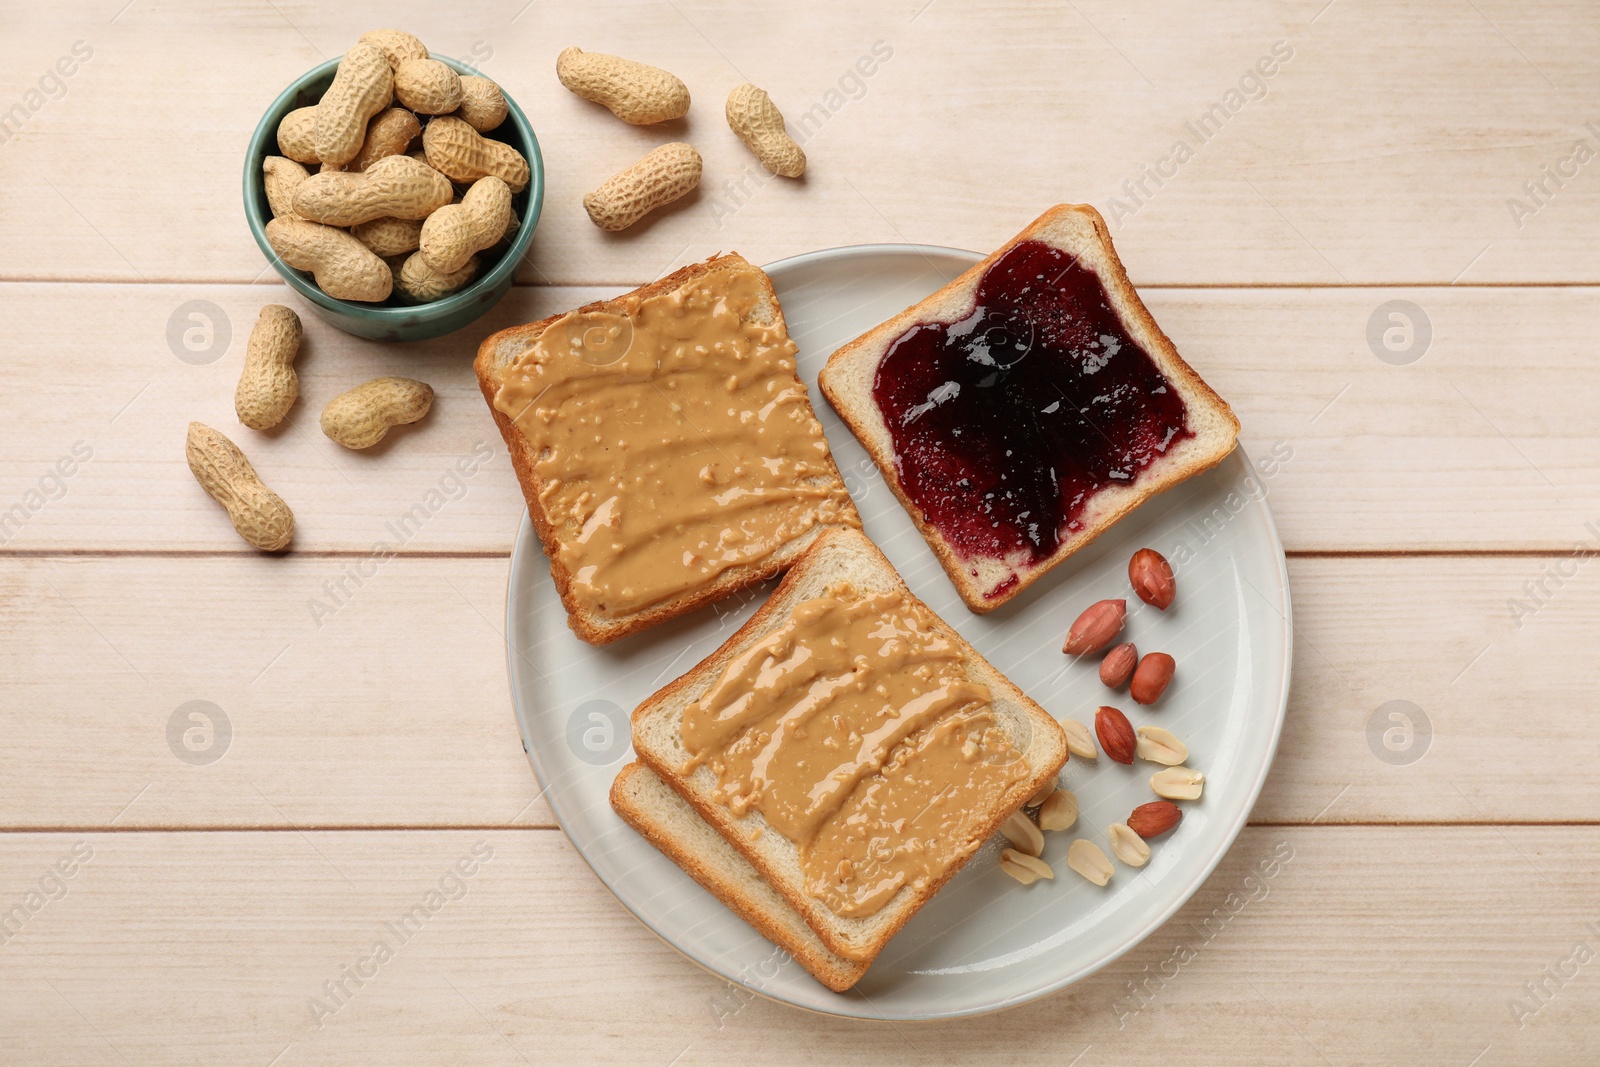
0,826,1594,1062
0,282,585,556
0,1,1596,286
0,554,545,831
3,553,1593,830
1263,555,1600,826
1,282,1596,554
1158,284,1600,554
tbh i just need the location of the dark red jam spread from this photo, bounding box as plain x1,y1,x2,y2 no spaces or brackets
871,240,1191,584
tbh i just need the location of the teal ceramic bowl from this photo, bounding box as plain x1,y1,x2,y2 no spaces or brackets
243,57,543,342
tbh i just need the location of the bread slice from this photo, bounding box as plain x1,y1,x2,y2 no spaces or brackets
819,204,1240,612
610,761,871,992
474,253,860,645
626,525,1067,967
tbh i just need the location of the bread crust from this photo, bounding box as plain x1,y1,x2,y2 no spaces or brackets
626,526,1067,967
818,204,1240,613
474,254,860,644
609,762,870,992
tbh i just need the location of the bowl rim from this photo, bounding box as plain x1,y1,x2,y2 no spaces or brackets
242,55,544,324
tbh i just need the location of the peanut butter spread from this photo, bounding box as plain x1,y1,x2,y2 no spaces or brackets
681,584,1029,918
493,267,857,619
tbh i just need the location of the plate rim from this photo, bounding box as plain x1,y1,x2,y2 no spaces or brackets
502,242,1294,1020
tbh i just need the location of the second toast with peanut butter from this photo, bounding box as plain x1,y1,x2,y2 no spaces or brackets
623,527,1068,975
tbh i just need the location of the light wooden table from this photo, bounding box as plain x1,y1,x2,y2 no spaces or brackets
3,1,1597,1062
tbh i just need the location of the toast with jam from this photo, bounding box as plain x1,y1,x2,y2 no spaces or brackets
818,204,1239,612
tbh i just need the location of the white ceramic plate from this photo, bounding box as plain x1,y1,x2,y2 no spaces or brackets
504,245,1292,1020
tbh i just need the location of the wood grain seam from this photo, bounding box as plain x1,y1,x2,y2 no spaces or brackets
3,278,1600,291
8,548,1594,561
3,819,1597,834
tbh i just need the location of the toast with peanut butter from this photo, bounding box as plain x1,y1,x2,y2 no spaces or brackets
610,761,870,992
819,204,1239,612
475,254,861,645
622,526,1068,979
